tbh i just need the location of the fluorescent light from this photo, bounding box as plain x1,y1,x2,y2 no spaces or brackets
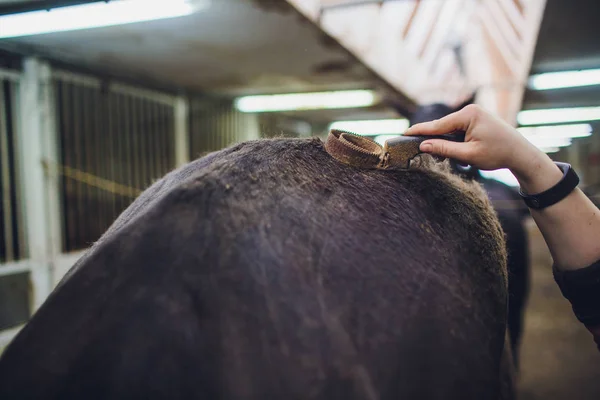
517,106,600,125
235,90,376,113
0,0,205,39
373,134,400,145
537,146,560,154
529,69,600,90
524,136,571,148
329,119,409,136
480,169,520,187
517,124,592,139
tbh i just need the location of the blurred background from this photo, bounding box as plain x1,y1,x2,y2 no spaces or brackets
0,0,599,398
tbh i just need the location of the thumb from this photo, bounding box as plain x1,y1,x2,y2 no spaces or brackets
420,139,472,163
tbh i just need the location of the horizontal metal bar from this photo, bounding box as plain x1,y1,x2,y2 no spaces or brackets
321,0,406,12
0,1,103,16
53,250,87,284
55,250,86,266
52,69,101,88
0,324,23,350
0,260,32,277
0,68,20,82
109,83,176,107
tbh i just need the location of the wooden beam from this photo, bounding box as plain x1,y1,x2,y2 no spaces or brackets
285,0,547,125
505,0,548,123
402,1,420,39
370,1,416,80
497,0,526,37
479,3,521,78
286,0,321,20
483,22,514,121
404,0,442,59
512,0,525,14
420,0,463,74
488,0,523,56
286,0,418,115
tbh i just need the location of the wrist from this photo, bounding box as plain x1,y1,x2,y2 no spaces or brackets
510,145,563,194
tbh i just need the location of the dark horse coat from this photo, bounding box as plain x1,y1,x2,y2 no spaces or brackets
0,138,513,399
408,102,531,365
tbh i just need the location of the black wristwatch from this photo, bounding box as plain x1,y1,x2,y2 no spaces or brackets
519,162,580,210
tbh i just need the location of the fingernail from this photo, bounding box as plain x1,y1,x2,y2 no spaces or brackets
421,142,432,152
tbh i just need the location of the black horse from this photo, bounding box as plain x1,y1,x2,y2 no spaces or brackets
0,137,514,399
408,102,530,365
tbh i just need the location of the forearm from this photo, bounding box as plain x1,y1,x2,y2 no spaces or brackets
511,146,600,271
531,189,600,270
406,105,600,347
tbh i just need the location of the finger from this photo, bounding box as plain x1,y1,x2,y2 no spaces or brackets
419,139,474,163
404,109,470,136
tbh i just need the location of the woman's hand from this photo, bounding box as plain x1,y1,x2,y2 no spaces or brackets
406,104,600,273
404,104,564,194
407,109,600,344
405,104,541,174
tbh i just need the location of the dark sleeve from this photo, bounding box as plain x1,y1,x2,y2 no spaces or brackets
553,259,600,350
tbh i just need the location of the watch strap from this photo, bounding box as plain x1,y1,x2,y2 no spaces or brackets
519,162,579,209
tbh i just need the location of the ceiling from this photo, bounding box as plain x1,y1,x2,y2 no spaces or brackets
0,0,39,5
1,0,598,125
0,0,125,14
0,0,406,124
521,0,600,174
522,0,600,110
0,0,387,99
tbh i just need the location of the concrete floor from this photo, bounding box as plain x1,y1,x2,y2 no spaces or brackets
517,219,600,400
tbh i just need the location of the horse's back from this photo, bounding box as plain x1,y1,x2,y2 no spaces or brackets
0,138,512,399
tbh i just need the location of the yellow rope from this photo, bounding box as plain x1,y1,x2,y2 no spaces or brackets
42,160,142,198
41,160,599,210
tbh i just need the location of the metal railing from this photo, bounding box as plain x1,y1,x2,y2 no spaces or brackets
189,97,260,159
0,66,30,336
0,70,24,264
0,60,264,346
53,71,177,252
